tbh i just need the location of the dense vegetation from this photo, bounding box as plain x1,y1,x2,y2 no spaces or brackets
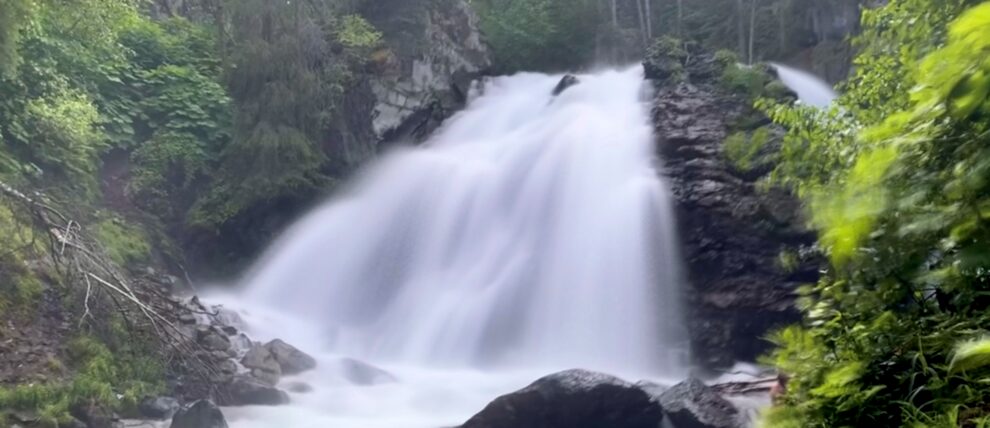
0,0,383,423
757,0,990,426
475,0,849,73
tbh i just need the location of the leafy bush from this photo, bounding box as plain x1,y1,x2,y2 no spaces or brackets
759,2,990,426
721,63,770,98
723,127,772,172
644,36,687,83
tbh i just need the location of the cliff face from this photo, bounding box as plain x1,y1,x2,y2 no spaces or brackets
646,50,820,369
361,0,491,144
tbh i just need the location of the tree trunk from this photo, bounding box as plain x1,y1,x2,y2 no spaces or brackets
644,0,653,39
736,0,746,58
778,0,790,54
748,0,757,64
635,0,648,45
676,0,683,36
611,0,618,26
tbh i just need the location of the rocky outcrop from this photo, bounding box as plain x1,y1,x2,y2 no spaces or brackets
646,45,819,369
169,297,313,406
241,344,281,386
658,378,743,428
460,369,664,428
170,400,227,428
265,339,316,375
361,0,491,143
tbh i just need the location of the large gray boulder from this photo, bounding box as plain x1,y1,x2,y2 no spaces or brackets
225,375,290,406
658,378,742,428
241,344,281,385
170,400,227,428
264,339,316,375
139,396,181,420
460,369,663,428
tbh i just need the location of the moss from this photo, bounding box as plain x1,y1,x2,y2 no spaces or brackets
94,216,151,268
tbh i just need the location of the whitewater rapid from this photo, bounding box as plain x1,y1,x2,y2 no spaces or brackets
208,66,688,427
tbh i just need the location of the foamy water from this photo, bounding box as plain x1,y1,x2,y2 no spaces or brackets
209,66,689,427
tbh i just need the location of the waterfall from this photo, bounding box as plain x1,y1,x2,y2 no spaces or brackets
771,63,838,108
215,66,688,427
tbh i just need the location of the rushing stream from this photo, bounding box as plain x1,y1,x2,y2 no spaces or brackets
205,66,689,427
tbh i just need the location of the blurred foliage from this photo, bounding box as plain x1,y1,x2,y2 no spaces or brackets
758,1,990,426
724,127,773,172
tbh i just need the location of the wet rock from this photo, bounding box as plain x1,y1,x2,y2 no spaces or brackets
225,375,290,406
551,75,579,96
286,381,313,393
460,369,663,428
139,396,181,420
197,327,231,353
340,358,397,385
658,378,742,428
70,402,117,428
241,344,281,385
648,52,817,369
216,359,238,375
170,400,228,428
264,339,316,375
634,380,670,399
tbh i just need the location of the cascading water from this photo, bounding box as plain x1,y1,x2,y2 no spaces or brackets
209,66,688,427
771,63,838,108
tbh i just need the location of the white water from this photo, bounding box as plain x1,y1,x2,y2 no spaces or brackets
771,63,837,108
212,66,688,427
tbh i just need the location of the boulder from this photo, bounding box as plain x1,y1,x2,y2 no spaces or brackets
170,400,228,428
264,339,316,375
460,369,663,428
658,378,742,428
198,330,231,353
340,358,397,385
69,402,116,428
139,396,181,420
241,344,281,385
225,375,290,406
552,75,579,96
